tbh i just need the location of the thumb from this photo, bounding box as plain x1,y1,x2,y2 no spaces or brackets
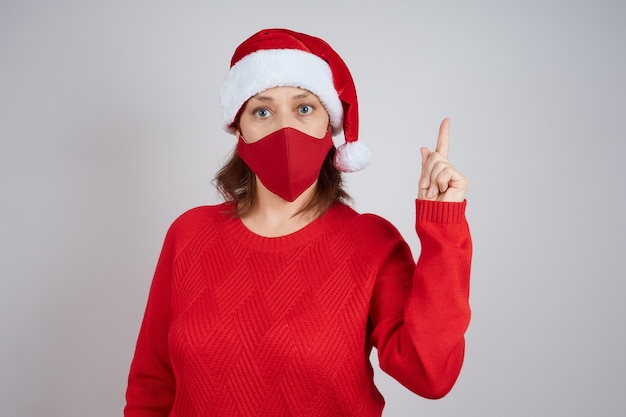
419,147,431,189
420,147,430,166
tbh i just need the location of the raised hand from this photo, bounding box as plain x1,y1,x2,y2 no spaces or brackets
418,118,469,202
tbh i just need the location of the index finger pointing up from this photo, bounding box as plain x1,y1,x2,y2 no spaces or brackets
436,117,450,159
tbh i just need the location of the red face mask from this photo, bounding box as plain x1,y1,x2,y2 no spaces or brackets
237,127,333,202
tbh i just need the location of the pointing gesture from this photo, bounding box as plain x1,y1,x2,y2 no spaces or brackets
418,118,468,202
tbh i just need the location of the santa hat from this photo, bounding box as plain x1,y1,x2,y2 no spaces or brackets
219,28,370,172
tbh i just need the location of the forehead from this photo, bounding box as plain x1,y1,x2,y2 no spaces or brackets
249,86,320,102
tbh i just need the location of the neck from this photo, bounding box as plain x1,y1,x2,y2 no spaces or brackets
241,178,318,237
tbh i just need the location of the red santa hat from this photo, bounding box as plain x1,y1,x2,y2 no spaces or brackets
219,28,371,172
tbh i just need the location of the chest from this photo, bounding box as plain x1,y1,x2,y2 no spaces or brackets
167,243,375,384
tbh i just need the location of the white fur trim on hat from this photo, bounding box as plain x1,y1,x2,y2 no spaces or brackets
334,141,371,172
220,49,344,134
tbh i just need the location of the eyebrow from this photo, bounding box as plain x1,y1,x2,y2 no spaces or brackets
251,91,312,102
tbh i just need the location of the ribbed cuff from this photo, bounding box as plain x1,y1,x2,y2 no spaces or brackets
415,199,467,224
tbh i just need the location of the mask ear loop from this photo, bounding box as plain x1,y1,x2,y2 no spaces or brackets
239,132,252,144
235,120,252,144
233,103,253,143
324,118,332,138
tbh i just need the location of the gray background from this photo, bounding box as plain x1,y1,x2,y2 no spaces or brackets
1,0,624,416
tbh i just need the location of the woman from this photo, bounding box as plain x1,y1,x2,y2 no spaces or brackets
125,28,472,417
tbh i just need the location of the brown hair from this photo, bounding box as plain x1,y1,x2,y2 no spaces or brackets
214,146,351,218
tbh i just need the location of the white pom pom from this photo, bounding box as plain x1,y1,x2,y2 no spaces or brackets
334,141,371,172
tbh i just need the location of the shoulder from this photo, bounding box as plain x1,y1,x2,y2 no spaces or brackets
163,202,234,256
170,202,233,231
337,204,404,245
330,204,407,257
354,213,404,243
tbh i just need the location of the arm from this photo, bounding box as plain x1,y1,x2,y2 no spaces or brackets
124,232,177,417
369,118,472,398
368,200,472,399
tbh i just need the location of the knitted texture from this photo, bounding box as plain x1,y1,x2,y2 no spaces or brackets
125,200,472,417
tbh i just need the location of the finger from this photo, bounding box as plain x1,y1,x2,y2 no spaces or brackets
436,117,450,160
419,147,431,189
435,167,453,194
422,150,447,188
426,181,440,199
430,160,451,189
426,161,451,198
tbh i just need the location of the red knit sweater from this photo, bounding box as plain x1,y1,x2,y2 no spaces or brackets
125,199,472,417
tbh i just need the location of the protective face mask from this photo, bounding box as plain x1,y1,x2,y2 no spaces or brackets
237,126,333,202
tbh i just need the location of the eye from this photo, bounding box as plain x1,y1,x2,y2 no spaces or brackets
298,104,313,115
253,108,270,118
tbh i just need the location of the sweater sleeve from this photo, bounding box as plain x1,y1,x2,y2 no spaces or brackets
367,199,472,399
124,228,177,417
